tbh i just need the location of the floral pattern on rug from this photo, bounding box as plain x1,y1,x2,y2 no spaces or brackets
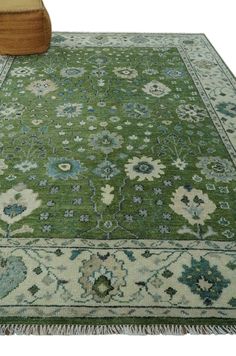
0,42,235,241
0,241,235,316
0,34,236,324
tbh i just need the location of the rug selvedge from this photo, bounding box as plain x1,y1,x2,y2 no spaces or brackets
0,33,236,334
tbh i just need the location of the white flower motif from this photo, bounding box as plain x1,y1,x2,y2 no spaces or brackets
74,135,83,142
143,68,158,75
14,161,38,173
109,116,120,123
62,140,69,145
10,66,36,77
125,156,166,181
26,80,57,96
142,80,171,98
176,104,207,123
97,101,106,107
113,67,138,79
98,79,105,87
192,175,203,182
32,119,43,126
172,158,188,171
162,120,172,126
5,175,17,181
0,103,25,120
170,186,216,225
0,183,41,225
129,135,138,140
196,156,236,182
99,121,108,127
56,103,83,118
60,67,86,78
0,159,8,175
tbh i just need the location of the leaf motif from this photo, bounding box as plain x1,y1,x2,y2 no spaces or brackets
124,250,136,262
70,250,81,260
101,184,114,206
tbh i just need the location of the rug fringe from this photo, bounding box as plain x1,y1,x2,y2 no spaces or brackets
1,323,236,335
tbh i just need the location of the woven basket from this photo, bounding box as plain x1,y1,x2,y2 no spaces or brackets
0,0,51,55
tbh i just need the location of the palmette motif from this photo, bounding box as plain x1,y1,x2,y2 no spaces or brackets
0,33,236,325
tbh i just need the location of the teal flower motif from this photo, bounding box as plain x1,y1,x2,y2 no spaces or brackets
0,256,27,299
216,102,236,118
164,68,185,78
93,160,120,180
179,257,230,305
123,103,150,119
14,160,38,173
0,183,41,226
52,34,66,44
56,103,83,118
89,131,123,154
60,67,86,78
3,204,27,218
196,156,236,182
47,158,82,180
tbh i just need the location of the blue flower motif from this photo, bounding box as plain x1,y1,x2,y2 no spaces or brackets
179,257,230,305
123,103,150,119
216,102,236,118
47,157,82,180
0,256,27,299
52,34,66,44
3,204,27,218
164,68,185,78
89,131,123,154
93,160,120,180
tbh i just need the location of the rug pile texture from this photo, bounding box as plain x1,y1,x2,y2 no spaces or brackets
0,33,236,335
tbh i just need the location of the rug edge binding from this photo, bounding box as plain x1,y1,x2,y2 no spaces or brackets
1,324,236,335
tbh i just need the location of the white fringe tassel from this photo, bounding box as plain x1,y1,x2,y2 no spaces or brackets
1,324,236,335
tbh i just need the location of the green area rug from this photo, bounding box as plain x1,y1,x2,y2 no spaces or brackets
0,33,236,335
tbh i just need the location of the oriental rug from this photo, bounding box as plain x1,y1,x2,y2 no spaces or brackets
0,33,236,335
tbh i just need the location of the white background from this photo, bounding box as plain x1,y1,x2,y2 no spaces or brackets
46,0,236,75
2,0,236,353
